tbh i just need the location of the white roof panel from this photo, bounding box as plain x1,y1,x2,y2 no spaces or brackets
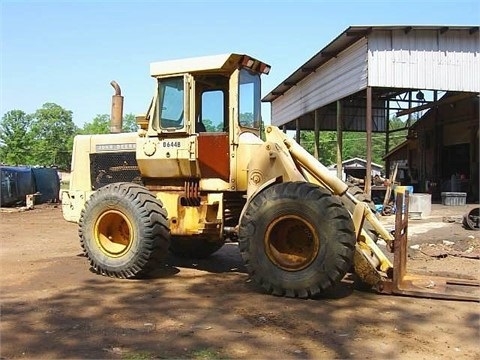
150,53,241,77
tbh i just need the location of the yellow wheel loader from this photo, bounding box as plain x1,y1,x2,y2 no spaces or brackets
62,54,479,301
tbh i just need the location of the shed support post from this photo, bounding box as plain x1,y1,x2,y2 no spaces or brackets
314,110,320,160
296,119,300,143
385,101,390,178
366,87,373,195
336,101,343,179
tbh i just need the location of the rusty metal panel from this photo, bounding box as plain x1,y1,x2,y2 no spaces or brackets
368,29,480,92
271,38,368,127
197,133,230,181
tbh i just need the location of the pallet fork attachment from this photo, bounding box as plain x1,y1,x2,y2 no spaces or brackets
266,126,478,301
377,192,480,302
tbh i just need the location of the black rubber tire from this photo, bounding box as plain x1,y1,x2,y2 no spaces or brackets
342,185,379,242
79,182,170,278
169,236,224,258
344,185,378,214
238,181,355,298
463,207,480,230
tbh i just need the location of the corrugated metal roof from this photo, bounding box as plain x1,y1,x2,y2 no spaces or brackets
270,37,370,128
368,28,480,92
263,25,479,103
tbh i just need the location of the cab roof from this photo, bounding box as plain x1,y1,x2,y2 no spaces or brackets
150,53,270,77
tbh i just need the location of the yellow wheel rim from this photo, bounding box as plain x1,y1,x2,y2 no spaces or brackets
264,215,319,271
94,210,133,257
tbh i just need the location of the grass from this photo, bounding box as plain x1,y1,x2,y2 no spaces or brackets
122,351,155,360
190,348,226,360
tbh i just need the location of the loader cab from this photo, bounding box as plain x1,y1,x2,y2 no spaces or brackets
149,67,263,137
193,68,262,134
136,54,269,189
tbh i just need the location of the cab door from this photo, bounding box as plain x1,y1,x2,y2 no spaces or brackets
195,78,230,182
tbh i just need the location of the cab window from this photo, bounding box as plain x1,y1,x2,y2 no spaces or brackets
238,69,261,129
158,77,184,129
201,90,224,132
195,74,229,133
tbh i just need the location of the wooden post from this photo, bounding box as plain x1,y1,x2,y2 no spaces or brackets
336,100,343,179
314,110,320,160
366,87,373,195
385,101,390,178
296,118,300,143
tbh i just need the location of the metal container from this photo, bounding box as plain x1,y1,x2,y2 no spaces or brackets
441,192,467,206
409,193,432,219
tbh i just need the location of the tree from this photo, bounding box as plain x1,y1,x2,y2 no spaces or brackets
31,103,78,169
240,112,255,127
81,113,139,135
0,110,34,165
299,131,337,165
202,118,223,132
81,114,110,134
296,117,409,168
123,113,139,133
387,116,408,151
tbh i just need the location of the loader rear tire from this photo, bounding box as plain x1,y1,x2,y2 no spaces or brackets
79,182,170,278
169,236,224,258
238,182,355,298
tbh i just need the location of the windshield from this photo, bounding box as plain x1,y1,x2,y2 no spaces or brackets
238,69,261,129
157,77,184,129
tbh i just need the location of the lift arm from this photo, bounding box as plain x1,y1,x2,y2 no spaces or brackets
264,126,479,302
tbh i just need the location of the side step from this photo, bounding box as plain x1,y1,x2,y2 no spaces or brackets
378,192,480,302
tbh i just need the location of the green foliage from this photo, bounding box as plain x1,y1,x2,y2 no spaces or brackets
0,106,141,169
30,103,78,169
81,114,110,134
0,104,79,169
299,131,337,165
123,113,139,132
81,113,139,134
0,110,34,165
239,112,255,127
202,118,223,132
298,117,408,166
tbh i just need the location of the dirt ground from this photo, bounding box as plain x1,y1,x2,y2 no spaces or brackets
1,202,479,360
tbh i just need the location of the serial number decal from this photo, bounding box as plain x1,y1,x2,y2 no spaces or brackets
162,141,181,148
96,143,136,152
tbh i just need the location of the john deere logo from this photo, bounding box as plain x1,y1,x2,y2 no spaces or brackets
96,143,137,152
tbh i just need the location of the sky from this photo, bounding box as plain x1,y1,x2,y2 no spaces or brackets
1,0,479,127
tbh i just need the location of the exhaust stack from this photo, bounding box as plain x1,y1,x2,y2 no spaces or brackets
110,80,124,133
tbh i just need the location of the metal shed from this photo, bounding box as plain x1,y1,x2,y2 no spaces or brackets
263,25,480,194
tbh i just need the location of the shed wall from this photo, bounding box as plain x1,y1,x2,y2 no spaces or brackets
271,38,368,127
368,29,480,92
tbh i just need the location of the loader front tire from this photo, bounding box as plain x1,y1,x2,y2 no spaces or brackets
239,182,355,298
79,182,170,278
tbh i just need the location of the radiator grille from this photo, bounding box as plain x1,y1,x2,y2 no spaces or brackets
90,152,142,190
